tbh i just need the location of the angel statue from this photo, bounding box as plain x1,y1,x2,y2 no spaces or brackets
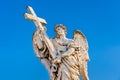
24,6,90,80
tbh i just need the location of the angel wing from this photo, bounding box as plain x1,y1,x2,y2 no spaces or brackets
73,30,89,61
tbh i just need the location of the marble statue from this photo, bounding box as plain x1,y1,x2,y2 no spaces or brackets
24,6,90,80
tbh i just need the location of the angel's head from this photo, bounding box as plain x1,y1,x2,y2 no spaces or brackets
54,24,67,37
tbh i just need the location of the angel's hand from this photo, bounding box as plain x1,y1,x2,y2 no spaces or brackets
53,55,61,63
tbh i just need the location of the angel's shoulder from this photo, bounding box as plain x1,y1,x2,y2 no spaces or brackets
66,38,73,44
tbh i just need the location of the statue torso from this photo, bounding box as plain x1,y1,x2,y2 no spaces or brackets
51,37,72,54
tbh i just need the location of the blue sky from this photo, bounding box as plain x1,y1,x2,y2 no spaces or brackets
0,0,120,80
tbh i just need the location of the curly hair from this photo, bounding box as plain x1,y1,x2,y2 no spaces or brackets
54,24,67,34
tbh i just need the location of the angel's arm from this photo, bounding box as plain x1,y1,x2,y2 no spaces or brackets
60,41,75,57
62,47,75,57
53,47,75,64
32,30,45,57
33,30,44,49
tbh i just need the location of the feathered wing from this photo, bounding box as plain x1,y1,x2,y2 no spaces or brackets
74,30,90,61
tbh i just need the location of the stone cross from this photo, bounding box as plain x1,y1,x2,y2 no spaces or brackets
24,6,57,59
24,6,47,30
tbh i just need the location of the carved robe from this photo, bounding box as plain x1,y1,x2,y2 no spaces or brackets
32,29,81,80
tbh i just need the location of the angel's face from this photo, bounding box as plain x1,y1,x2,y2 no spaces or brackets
56,27,65,36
